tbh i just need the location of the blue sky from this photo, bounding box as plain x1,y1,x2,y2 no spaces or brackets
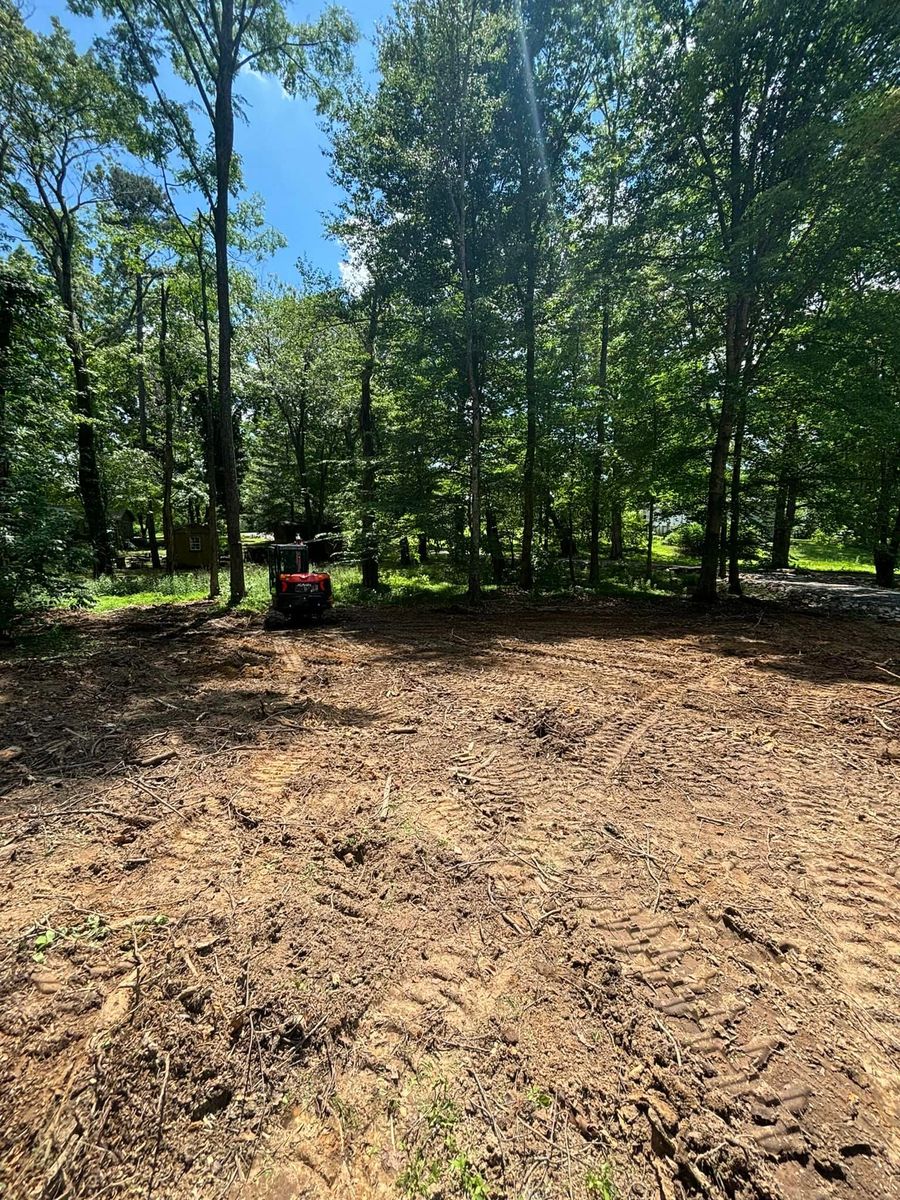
28,1,392,283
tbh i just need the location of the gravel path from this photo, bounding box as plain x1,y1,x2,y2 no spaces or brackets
741,569,900,621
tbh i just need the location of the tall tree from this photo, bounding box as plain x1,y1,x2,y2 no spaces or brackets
502,0,602,589
0,4,141,574
647,0,897,601
82,0,354,601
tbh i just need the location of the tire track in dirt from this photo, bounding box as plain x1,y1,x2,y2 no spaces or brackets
587,903,814,1149
451,629,899,1196
14,604,885,1200
808,848,900,1027
449,639,826,1183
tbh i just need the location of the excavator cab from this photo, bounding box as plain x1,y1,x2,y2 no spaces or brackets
267,540,333,623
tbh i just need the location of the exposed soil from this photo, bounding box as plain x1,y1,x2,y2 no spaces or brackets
1,597,898,1200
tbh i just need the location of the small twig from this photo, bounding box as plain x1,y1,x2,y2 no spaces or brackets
653,1015,683,1069
135,750,177,769
379,773,392,820
130,926,145,1009
146,1051,171,1198
563,1114,575,1200
0,807,153,827
131,777,182,816
470,1071,507,1187
645,833,662,912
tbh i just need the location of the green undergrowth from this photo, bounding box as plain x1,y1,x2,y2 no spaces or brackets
84,569,220,610
13,532,880,640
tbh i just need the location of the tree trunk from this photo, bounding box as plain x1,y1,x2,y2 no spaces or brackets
55,239,115,576
610,501,624,560
567,506,576,588
196,227,220,598
450,94,482,605
727,394,747,595
213,21,245,603
399,536,411,567
418,533,429,563
889,499,900,559
519,255,537,589
874,455,898,587
718,511,728,578
65,315,115,576
486,505,505,585
298,362,314,536
316,461,328,530
696,382,738,601
147,510,161,569
202,391,220,597
874,545,895,588
0,286,14,491
136,273,148,450
645,498,655,581
359,292,379,591
468,384,482,604
588,481,601,586
771,466,799,570
588,304,610,587
159,281,175,575
695,298,749,603
549,506,575,560
877,501,900,588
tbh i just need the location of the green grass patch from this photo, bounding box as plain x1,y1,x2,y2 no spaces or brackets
234,564,273,613
791,537,874,573
649,540,697,566
84,569,220,605
93,586,209,611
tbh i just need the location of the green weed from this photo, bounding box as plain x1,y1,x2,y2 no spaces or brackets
585,1162,617,1199
525,1085,553,1110
426,1085,461,1134
449,1152,490,1199
28,913,108,962
399,1076,493,1199
398,1150,441,1197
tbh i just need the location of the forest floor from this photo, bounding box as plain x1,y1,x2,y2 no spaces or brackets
0,597,898,1200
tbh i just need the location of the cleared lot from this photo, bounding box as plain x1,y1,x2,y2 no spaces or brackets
1,598,898,1199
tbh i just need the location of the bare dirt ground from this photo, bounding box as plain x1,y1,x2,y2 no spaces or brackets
0,597,898,1200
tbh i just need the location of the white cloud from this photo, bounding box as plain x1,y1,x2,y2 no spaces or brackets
339,255,372,298
241,65,290,101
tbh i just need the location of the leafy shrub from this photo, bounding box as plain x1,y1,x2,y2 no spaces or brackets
672,521,705,556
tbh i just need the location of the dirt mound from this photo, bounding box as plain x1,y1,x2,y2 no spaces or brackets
1,599,898,1198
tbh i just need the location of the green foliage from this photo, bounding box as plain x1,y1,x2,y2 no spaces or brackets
1,0,898,623
0,259,89,634
670,522,706,557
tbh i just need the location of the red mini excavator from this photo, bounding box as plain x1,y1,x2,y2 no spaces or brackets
267,539,333,624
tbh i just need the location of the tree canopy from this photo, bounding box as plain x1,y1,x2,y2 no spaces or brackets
0,0,898,630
